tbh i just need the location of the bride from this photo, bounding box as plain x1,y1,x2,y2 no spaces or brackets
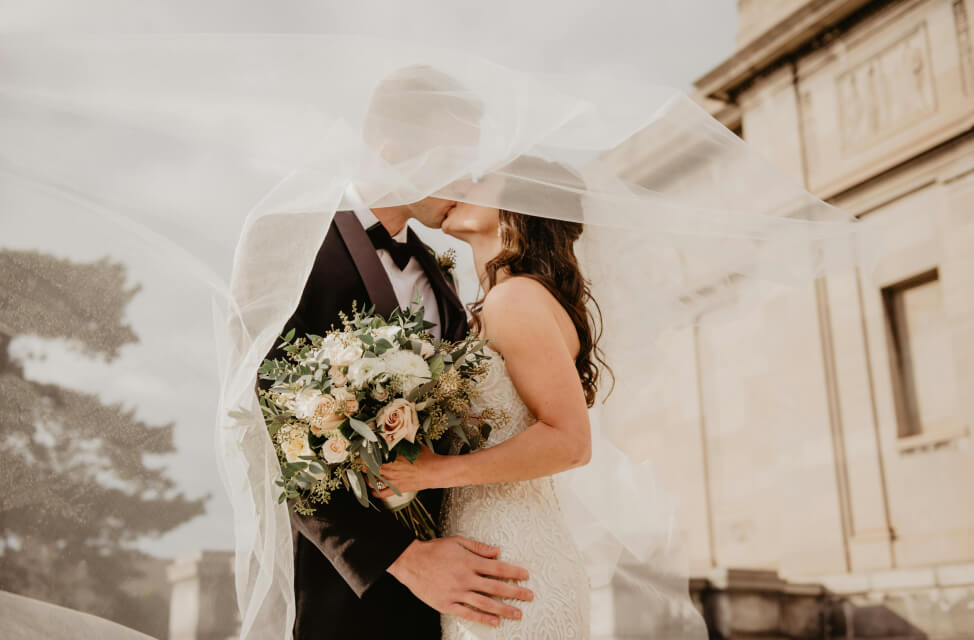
378,167,602,638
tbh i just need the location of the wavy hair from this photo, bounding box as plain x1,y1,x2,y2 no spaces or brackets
470,160,612,406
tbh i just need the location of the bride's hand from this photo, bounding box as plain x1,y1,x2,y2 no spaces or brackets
373,445,448,496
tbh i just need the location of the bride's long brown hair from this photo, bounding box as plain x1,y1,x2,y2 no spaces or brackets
470,161,612,406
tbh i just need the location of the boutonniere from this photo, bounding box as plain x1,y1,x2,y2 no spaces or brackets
431,248,456,279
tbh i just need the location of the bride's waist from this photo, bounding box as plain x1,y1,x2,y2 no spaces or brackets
442,477,561,513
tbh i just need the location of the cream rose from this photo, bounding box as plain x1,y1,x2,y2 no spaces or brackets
281,427,314,463
329,365,347,387
321,436,350,464
331,387,359,416
371,384,389,402
309,394,345,436
376,398,420,448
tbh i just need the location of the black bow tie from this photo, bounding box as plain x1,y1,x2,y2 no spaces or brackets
366,223,413,270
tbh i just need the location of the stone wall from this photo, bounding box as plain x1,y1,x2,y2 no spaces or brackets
677,0,974,636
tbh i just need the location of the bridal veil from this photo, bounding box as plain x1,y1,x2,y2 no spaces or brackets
0,33,878,638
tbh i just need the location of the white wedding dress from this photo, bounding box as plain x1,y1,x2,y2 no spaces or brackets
440,346,591,639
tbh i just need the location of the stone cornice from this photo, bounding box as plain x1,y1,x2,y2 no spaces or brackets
694,0,877,101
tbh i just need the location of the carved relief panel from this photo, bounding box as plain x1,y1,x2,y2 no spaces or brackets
789,0,974,197
836,23,937,152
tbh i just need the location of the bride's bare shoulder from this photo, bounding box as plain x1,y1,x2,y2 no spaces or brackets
481,277,565,340
482,276,554,315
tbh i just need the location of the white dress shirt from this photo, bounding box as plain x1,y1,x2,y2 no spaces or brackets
351,205,442,339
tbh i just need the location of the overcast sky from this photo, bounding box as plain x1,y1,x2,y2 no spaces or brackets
2,0,736,88
3,1,738,557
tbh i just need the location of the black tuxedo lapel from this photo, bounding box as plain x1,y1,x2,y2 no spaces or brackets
333,211,399,317
407,228,468,341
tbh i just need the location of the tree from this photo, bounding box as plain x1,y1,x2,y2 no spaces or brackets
0,248,206,638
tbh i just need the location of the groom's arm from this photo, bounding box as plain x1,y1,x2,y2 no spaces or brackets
292,498,533,626
289,493,413,597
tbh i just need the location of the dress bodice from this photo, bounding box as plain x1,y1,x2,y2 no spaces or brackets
441,346,590,640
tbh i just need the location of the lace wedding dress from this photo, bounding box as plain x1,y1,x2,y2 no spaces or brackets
440,347,591,639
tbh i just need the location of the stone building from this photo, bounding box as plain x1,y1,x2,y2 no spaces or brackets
627,0,973,637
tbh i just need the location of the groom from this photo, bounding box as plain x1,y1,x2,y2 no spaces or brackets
261,66,532,639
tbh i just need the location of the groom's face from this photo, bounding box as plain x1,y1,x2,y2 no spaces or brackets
407,196,457,229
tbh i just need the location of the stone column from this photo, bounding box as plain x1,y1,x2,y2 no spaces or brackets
167,550,239,640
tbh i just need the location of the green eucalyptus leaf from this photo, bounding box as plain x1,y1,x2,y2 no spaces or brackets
293,472,313,490
349,417,378,442
428,355,445,378
345,470,370,508
307,461,325,476
406,380,435,403
396,439,422,463
360,444,381,475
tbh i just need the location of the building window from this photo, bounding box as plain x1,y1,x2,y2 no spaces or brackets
883,269,956,439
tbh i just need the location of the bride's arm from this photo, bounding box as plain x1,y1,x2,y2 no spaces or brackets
377,278,591,491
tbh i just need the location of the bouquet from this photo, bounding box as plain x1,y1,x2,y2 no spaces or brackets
255,301,495,538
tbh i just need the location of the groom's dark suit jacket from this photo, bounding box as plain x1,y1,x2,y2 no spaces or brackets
259,211,468,640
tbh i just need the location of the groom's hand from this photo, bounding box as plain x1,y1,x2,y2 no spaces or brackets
387,536,533,627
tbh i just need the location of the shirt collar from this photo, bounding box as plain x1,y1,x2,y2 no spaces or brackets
347,183,409,243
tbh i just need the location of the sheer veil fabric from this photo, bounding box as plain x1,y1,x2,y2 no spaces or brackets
0,34,879,638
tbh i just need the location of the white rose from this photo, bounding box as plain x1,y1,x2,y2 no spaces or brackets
281,427,314,463
318,334,345,362
331,387,360,415
321,436,350,464
289,388,322,420
376,398,420,448
418,341,436,359
347,357,387,387
374,325,402,348
333,343,365,367
329,365,347,387
309,394,345,436
381,350,432,394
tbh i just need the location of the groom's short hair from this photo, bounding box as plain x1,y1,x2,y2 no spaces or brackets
363,65,484,164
